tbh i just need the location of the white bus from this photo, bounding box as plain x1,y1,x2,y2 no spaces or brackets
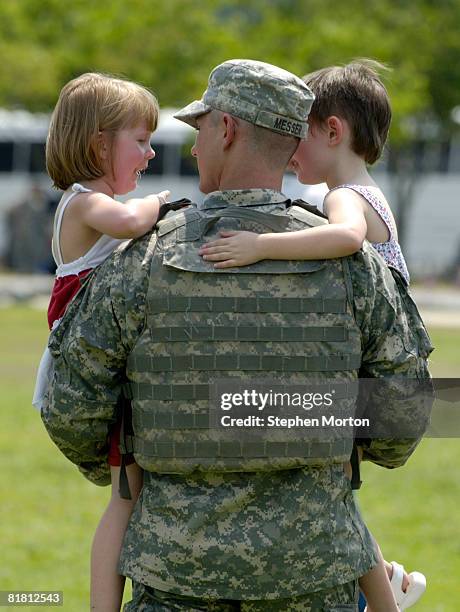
0,107,201,203
0,108,201,259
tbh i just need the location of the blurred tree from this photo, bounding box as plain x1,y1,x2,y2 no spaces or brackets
0,0,459,249
2,0,458,125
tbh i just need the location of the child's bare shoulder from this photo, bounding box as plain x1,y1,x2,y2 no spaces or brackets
67,189,114,212
323,187,367,215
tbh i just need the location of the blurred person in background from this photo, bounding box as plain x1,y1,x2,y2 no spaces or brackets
5,182,55,273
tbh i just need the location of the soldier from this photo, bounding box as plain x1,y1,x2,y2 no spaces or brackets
42,59,432,611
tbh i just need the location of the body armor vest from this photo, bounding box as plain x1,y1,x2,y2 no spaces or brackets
124,203,363,474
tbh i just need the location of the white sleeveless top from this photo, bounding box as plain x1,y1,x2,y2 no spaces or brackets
52,183,125,278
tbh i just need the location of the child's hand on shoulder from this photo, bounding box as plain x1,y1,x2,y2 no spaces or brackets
199,230,265,268
146,190,170,205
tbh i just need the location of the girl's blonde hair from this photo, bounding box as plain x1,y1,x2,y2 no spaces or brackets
46,73,159,190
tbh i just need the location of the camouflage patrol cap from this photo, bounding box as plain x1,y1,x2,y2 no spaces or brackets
174,59,314,139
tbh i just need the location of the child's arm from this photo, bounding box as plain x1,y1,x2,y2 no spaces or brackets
78,190,170,239
199,189,367,268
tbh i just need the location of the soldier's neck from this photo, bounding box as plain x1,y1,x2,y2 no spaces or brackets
218,166,284,192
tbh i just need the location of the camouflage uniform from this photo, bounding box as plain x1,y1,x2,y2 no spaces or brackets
125,579,358,610
41,60,433,611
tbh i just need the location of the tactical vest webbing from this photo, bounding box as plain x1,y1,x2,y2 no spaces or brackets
124,204,362,474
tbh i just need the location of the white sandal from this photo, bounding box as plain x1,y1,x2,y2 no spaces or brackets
390,561,426,609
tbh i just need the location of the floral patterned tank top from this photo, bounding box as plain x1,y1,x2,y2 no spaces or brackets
329,184,410,285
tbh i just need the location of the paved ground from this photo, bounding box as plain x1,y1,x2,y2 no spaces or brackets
1,272,460,327
406,285,460,328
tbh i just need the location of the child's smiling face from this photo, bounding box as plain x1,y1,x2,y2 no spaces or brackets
108,122,155,195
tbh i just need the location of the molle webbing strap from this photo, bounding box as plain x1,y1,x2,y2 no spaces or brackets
130,354,362,377
132,410,210,429
135,353,343,372
132,437,350,460
149,296,347,314
129,383,209,401
122,383,352,429
127,354,361,401
132,353,361,373
151,325,348,343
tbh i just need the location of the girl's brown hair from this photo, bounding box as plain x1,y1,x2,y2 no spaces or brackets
303,59,392,165
46,73,159,190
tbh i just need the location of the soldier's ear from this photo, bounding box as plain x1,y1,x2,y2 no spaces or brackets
326,116,344,146
222,113,236,150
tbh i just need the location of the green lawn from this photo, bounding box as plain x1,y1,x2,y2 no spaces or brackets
0,306,459,611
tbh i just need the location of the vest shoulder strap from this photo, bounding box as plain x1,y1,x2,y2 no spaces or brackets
290,198,328,219
287,201,328,227
157,207,203,237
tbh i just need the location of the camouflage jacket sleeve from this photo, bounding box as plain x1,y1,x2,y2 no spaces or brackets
347,244,434,469
41,234,154,485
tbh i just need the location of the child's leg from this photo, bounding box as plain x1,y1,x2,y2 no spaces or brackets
90,464,143,612
349,448,412,610
359,539,398,612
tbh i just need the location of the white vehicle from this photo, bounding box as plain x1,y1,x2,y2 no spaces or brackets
0,107,200,203
0,107,201,257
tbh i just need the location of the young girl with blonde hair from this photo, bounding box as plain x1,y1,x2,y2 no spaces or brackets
34,72,169,611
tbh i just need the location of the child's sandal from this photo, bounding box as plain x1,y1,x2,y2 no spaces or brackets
390,561,426,610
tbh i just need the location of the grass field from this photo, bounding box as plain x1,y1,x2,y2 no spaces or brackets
0,306,459,611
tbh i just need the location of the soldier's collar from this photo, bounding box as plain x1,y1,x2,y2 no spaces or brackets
201,189,287,210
